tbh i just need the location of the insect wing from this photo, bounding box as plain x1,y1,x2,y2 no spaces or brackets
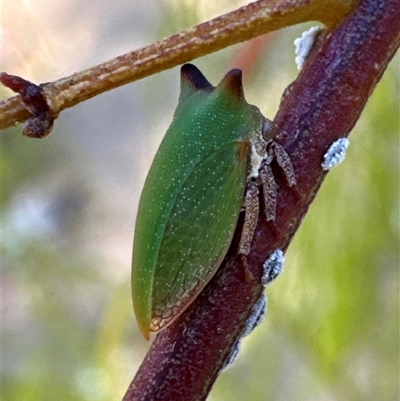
149,141,250,332
132,64,263,338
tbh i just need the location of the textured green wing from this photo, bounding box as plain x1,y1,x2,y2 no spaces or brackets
150,141,249,332
132,64,264,338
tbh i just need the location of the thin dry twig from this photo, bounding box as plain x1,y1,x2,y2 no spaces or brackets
0,0,354,135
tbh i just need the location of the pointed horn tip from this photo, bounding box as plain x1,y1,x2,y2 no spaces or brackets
180,63,200,77
180,63,213,91
219,68,244,100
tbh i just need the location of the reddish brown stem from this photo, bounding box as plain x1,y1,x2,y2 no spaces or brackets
123,0,399,400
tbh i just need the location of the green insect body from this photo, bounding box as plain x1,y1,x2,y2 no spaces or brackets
131,64,294,339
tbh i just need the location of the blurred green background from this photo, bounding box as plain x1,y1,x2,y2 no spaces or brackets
2,1,399,400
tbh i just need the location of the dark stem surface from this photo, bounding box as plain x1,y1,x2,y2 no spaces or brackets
123,0,400,400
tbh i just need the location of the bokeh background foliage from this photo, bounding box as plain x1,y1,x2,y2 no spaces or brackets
2,1,398,400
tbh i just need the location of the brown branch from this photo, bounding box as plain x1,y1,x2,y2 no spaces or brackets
123,0,400,400
0,0,354,135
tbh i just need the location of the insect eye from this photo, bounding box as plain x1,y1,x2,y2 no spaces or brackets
262,118,275,142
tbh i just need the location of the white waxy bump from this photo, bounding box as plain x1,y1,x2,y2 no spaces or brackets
321,138,350,171
294,26,323,70
262,249,285,287
241,293,268,338
221,294,268,373
221,340,241,372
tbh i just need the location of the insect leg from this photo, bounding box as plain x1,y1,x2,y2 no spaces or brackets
239,182,259,256
272,142,297,187
259,162,277,221
239,181,259,281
